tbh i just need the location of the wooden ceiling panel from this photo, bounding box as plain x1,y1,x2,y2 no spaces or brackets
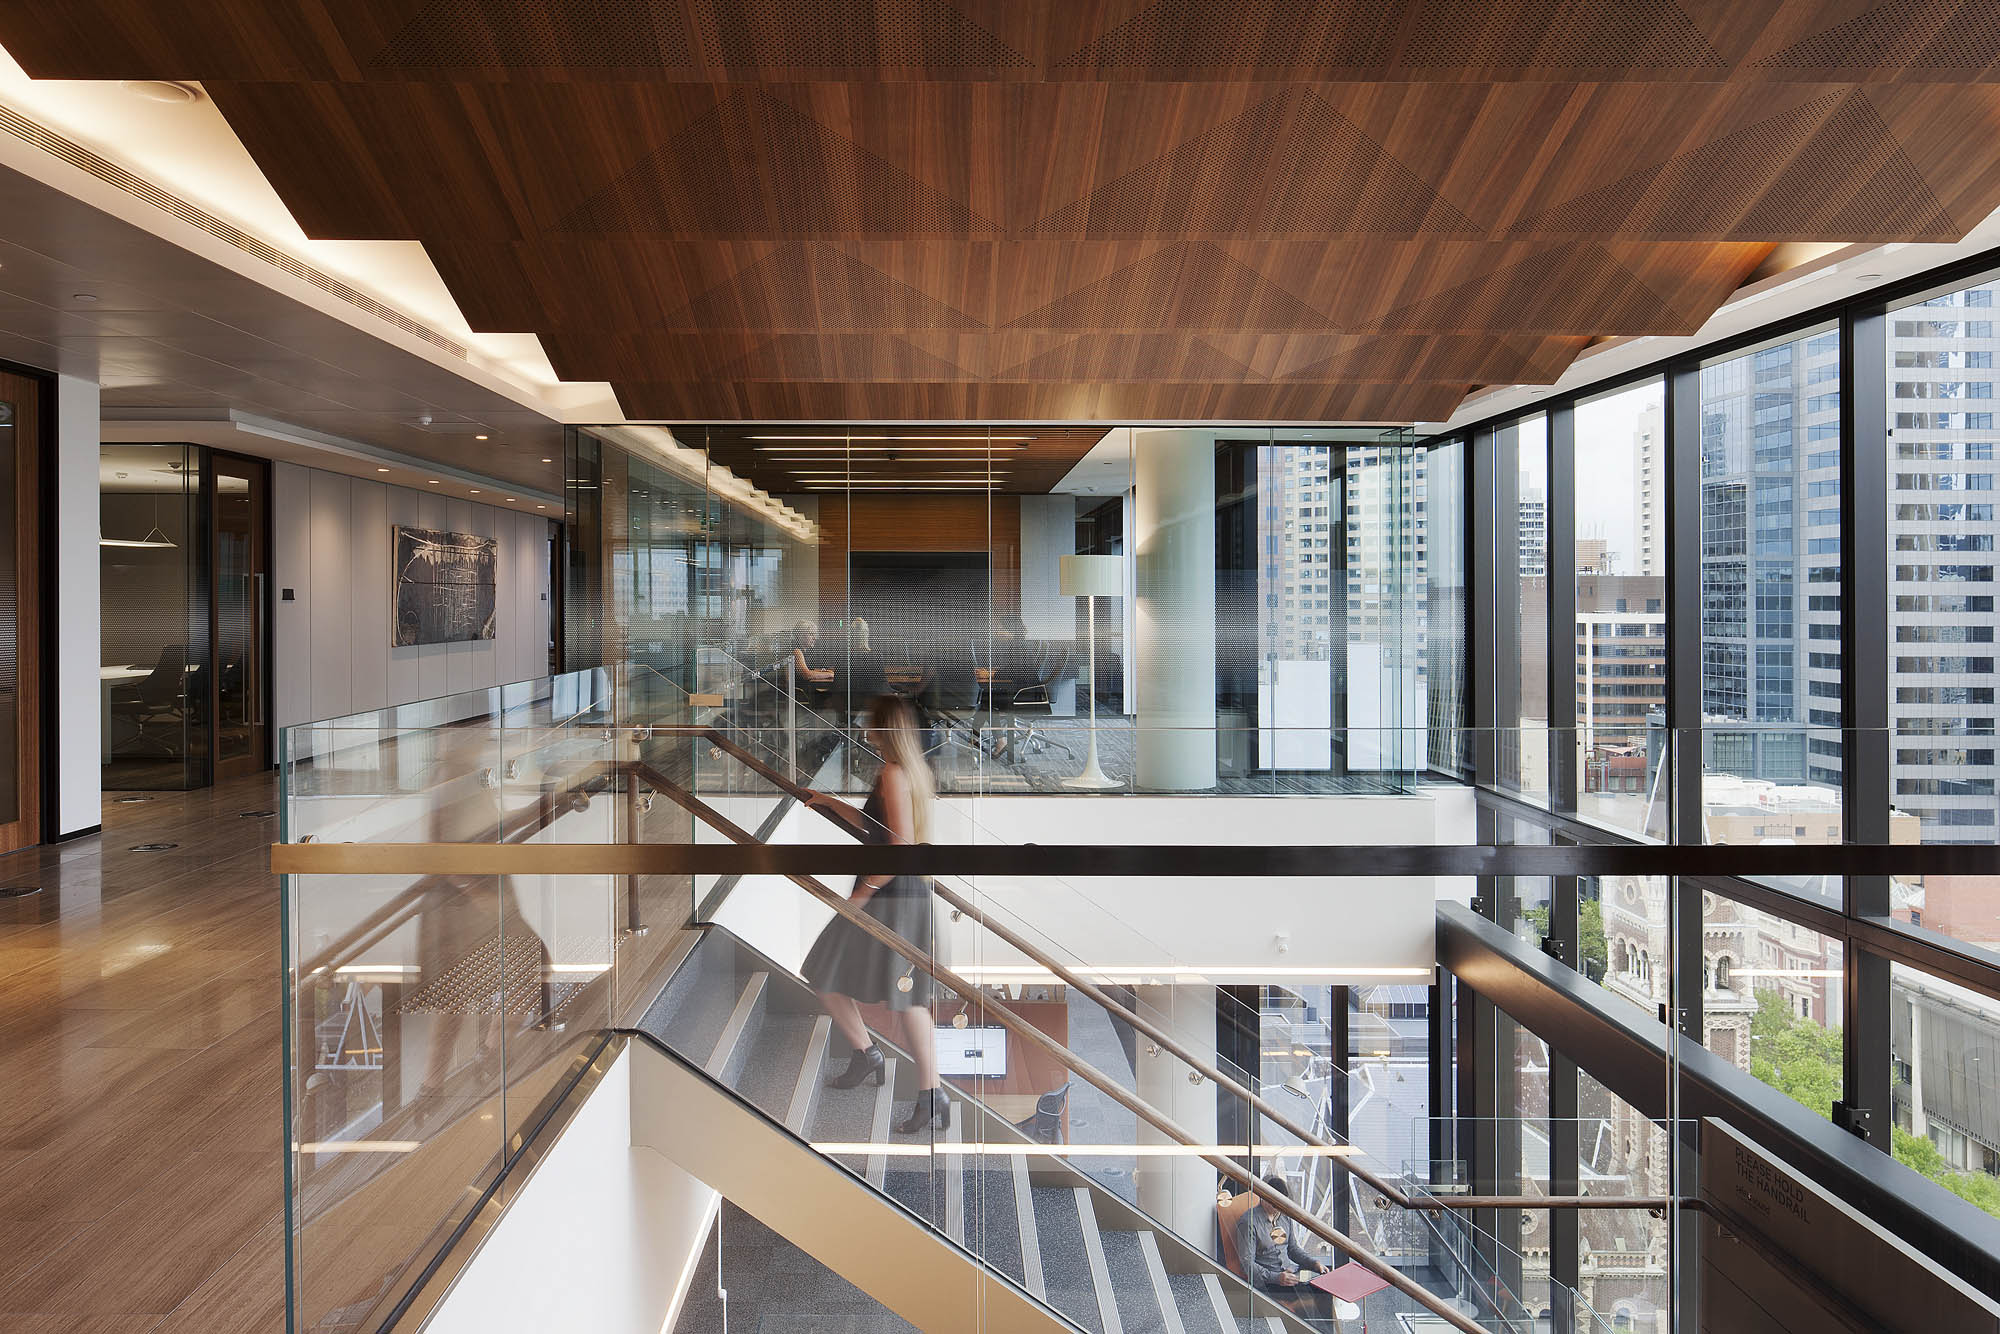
10,1,2000,425
7,2,1996,84
614,378,1468,424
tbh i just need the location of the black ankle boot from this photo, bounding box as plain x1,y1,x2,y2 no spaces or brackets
895,1086,950,1134
829,1044,885,1089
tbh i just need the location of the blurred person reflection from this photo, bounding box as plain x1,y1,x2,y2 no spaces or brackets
802,694,948,1133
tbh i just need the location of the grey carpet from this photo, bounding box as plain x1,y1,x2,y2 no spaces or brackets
1169,1273,1227,1334
962,1166,1026,1288
731,1011,816,1119
671,1202,919,1334
1031,1186,1106,1334
1097,1230,1170,1334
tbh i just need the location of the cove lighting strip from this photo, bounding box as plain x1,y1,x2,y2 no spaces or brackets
297,1140,422,1154
592,425,818,544
750,435,1035,443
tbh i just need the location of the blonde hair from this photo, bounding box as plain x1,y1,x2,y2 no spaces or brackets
868,694,933,845
850,616,871,652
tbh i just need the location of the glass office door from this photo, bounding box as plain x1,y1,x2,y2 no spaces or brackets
0,372,39,852
211,452,268,779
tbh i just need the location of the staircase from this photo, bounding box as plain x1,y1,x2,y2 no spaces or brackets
641,926,1308,1334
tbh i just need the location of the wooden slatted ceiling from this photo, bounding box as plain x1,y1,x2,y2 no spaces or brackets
5,1,2000,428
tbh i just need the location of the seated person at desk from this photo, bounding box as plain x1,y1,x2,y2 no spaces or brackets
790,620,834,687
1235,1176,1332,1324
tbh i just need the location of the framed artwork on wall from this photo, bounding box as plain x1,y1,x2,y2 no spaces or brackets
393,525,497,646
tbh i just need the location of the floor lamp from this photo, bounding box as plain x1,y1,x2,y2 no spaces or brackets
1060,554,1123,789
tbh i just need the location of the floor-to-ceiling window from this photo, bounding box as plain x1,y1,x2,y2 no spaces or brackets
1574,379,1669,840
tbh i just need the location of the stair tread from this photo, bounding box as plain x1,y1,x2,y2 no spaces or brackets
1168,1274,1228,1334
1099,1230,1171,1334
730,1011,816,1118
1031,1185,1106,1334
962,1166,1026,1289
641,963,744,1069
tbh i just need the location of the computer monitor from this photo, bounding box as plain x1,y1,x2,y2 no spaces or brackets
936,1026,1008,1078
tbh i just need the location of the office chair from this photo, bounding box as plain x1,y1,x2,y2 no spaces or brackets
110,643,189,756
1013,1081,1071,1144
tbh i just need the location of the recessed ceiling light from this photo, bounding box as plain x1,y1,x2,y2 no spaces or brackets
469,489,481,495
1856,272,1883,281
376,467,390,473
505,497,516,503
427,479,440,484
71,293,98,302
536,504,547,509
121,80,201,104
542,457,553,463
474,434,488,441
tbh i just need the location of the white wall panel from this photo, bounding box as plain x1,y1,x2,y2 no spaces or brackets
272,462,313,735
348,478,389,714
274,465,553,735
307,470,353,722
53,375,100,836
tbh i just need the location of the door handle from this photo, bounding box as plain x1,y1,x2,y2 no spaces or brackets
249,572,266,727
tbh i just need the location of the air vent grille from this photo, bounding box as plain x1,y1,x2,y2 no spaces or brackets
0,104,471,361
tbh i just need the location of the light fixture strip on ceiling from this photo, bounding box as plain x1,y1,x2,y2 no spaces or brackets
752,444,1028,453
748,434,1035,443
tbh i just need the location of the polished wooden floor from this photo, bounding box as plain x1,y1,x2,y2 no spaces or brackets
0,773,286,1334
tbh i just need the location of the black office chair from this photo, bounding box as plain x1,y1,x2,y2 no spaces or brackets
1014,1082,1071,1144
110,643,189,755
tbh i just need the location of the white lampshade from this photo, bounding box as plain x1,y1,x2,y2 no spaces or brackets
1059,553,1122,598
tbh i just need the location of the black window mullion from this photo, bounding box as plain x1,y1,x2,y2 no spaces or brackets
1841,304,1894,1149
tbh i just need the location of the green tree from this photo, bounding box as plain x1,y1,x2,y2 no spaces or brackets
1743,990,2000,1221
1892,1121,2000,1220
1521,900,1608,979
1748,991,1842,1117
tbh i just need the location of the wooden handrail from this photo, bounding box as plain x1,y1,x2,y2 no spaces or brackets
628,761,1495,1334
692,730,1666,1216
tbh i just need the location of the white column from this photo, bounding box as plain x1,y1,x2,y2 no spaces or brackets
1133,429,1216,790
54,375,100,837
1134,982,1220,1244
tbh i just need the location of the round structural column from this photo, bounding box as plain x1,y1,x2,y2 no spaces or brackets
1134,982,1222,1241
1134,428,1217,791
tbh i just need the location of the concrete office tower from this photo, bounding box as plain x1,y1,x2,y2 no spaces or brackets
1635,400,1664,577
1697,329,1844,790
1886,282,2000,843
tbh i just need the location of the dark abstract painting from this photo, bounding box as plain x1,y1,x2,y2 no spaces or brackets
393,526,497,646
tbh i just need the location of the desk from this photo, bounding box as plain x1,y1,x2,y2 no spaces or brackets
100,667,147,762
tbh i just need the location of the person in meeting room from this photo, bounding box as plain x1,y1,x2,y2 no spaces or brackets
1236,1175,1333,1325
801,693,948,1133
790,619,834,686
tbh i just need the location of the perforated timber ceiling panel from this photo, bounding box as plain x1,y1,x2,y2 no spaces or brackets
8,0,2000,432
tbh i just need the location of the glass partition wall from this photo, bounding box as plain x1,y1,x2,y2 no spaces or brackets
564,424,1458,796
100,442,272,789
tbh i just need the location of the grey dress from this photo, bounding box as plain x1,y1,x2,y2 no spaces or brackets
801,780,935,1009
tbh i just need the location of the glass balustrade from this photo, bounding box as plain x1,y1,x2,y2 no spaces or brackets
277,680,1980,1334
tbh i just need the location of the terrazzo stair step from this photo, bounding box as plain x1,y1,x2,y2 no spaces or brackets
961,1165,1027,1289
1167,1273,1231,1334
1031,1185,1108,1334
1096,1229,1177,1334
726,1010,815,1119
